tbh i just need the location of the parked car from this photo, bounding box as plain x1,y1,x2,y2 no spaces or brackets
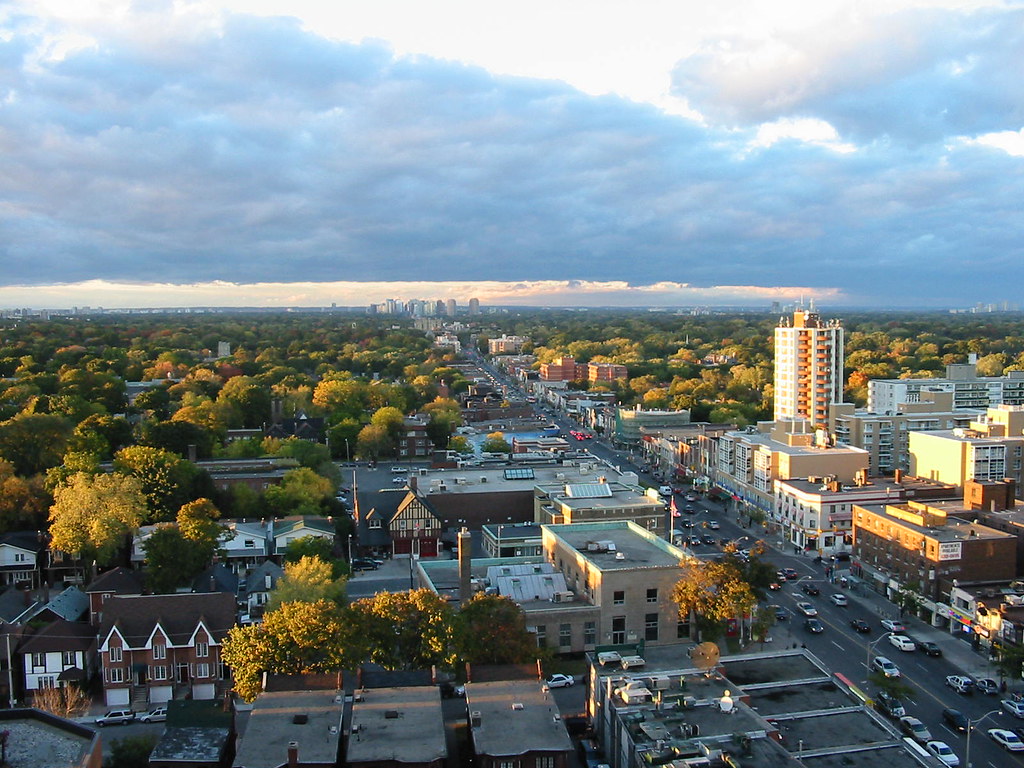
945,675,974,694
775,570,788,582
1003,699,1024,719
544,674,575,689
800,583,820,596
804,618,825,633
771,605,788,621
976,677,999,695
95,710,136,727
915,639,942,657
876,690,905,718
829,594,848,607
390,466,408,473
351,558,381,571
796,601,817,617
989,728,1024,751
899,716,932,743
849,619,871,633
880,619,906,632
942,708,971,732
139,707,167,723
925,740,959,767
888,634,916,652
872,656,901,678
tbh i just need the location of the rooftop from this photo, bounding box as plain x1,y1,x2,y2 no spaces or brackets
347,686,447,765
466,679,573,757
232,689,344,768
413,461,624,495
546,522,690,571
0,709,99,768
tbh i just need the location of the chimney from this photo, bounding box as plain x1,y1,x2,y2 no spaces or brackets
188,443,197,462
409,475,418,492
287,741,298,768
458,527,473,605
894,469,904,484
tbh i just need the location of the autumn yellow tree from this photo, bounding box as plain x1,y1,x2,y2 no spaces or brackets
48,472,147,566
267,556,347,611
671,556,757,643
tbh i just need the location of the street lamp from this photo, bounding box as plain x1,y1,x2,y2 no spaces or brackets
965,709,1003,768
865,632,893,678
496,524,505,558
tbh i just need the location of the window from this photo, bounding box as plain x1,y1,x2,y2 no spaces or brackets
196,641,209,658
244,539,255,548
369,519,382,529
109,667,124,683
534,625,546,648
152,665,168,680
196,663,210,678
646,588,658,603
613,590,625,605
677,618,690,639
40,676,56,689
645,613,659,642
31,652,45,668
399,519,407,530
584,621,596,646
537,758,555,768
109,646,122,663
153,644,166,660
559,623,571,647
62,651,76,667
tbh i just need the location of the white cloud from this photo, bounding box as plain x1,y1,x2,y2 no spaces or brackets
964,129,1024,157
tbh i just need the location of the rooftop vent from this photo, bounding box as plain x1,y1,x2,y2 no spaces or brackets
384,710,401,719
292,714,308,725
511,702,524,711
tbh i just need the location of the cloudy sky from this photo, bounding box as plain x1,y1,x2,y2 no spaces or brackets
1,0,1022,309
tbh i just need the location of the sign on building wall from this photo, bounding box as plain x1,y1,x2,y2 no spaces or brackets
938,541,963,561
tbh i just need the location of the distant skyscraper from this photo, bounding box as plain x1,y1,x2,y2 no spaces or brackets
468,297,480,315
217,341,231,358
446,298,457,317
774,305,844,425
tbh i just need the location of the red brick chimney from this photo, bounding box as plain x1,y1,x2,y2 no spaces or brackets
287,742,298,768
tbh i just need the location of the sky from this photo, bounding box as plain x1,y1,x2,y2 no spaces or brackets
1,0,1022,309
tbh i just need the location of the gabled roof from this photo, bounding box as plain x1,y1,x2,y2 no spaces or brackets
246,561,284,593
31,587,89,622
272,516,335,539
100,593,236,648
18,619,96,654
389,492,442,526
0,586,38,624
0,531,45,554
85,566,144,596
191,563,238,594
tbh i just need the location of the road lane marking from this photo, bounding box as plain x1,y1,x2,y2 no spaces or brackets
831,641,845,651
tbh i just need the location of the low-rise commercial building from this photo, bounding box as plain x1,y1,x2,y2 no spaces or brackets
909,404,1024,488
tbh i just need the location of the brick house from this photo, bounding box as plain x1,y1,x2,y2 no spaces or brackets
97,592,236,707
84,567,144,627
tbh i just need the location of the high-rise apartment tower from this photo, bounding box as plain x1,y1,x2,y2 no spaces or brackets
774,306,844,425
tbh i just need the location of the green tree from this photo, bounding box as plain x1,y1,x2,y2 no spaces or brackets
267,556,347,611
48,472,147,566
0,459,51,532
264,467,333,516
356,423,394,459
995,643,1024,682
222,600,351,702
448,435,473,454
283,535,336,564
104,734,158,768
142,419,216,459
455,594,539,665
0,412,72,476
218,375,271,428
271,437,331,470
113,445,200,520
142,525,212,593
348,589,456,670
481,431,511,454
70,414,134,459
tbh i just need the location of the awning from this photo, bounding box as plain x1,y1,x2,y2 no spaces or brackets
58,666,85,682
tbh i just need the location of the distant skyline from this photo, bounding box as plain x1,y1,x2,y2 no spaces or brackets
3,1,1023,309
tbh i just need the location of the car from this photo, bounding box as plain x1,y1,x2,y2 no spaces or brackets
1003,699,1024,719
889,634,916,652
771,605,788,621
390,466,408,473
946,675,974,694
776,570,788,582
702,534,716,545
544,674,575,689
782,568,799,580
139,707,167,723
915,639,942,657
768,581,782,591
875,690,905,718
351,558,381,571
942,708,971,732
976,677,999,695
796,601,817,617
392,476,407,484
681,520,694,528
800,583,820,596
708,521,720,530
899,716,932,743
925,740,959,767
658,486,673,496
688,535,702,547
804,618,825,633
826,593,847,607
849,619,871,633
684,505,696,514
872,656,900,678
685,493,698,502
989,728,1024,751
880,619,906,632
95,709,136,727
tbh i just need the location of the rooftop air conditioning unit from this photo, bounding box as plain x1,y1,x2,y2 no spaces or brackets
480,476,487,483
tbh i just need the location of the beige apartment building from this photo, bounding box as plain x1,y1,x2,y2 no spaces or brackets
773,306,844,424
869,362,1024,413
829,391,981,474
714,420,869,518
909,404,1024,487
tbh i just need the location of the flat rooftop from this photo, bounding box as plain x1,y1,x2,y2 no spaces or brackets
232,689,343,768
466,679,573,757
857,503,1014,543
415,462,626,495
347,686,446,765
546,522,689,571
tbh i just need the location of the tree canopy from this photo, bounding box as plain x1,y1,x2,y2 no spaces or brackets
48,472,147,565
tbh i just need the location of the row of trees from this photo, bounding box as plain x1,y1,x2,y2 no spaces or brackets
223,586,539,701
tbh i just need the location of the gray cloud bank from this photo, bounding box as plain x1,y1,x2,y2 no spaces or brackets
1,6,1022,307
